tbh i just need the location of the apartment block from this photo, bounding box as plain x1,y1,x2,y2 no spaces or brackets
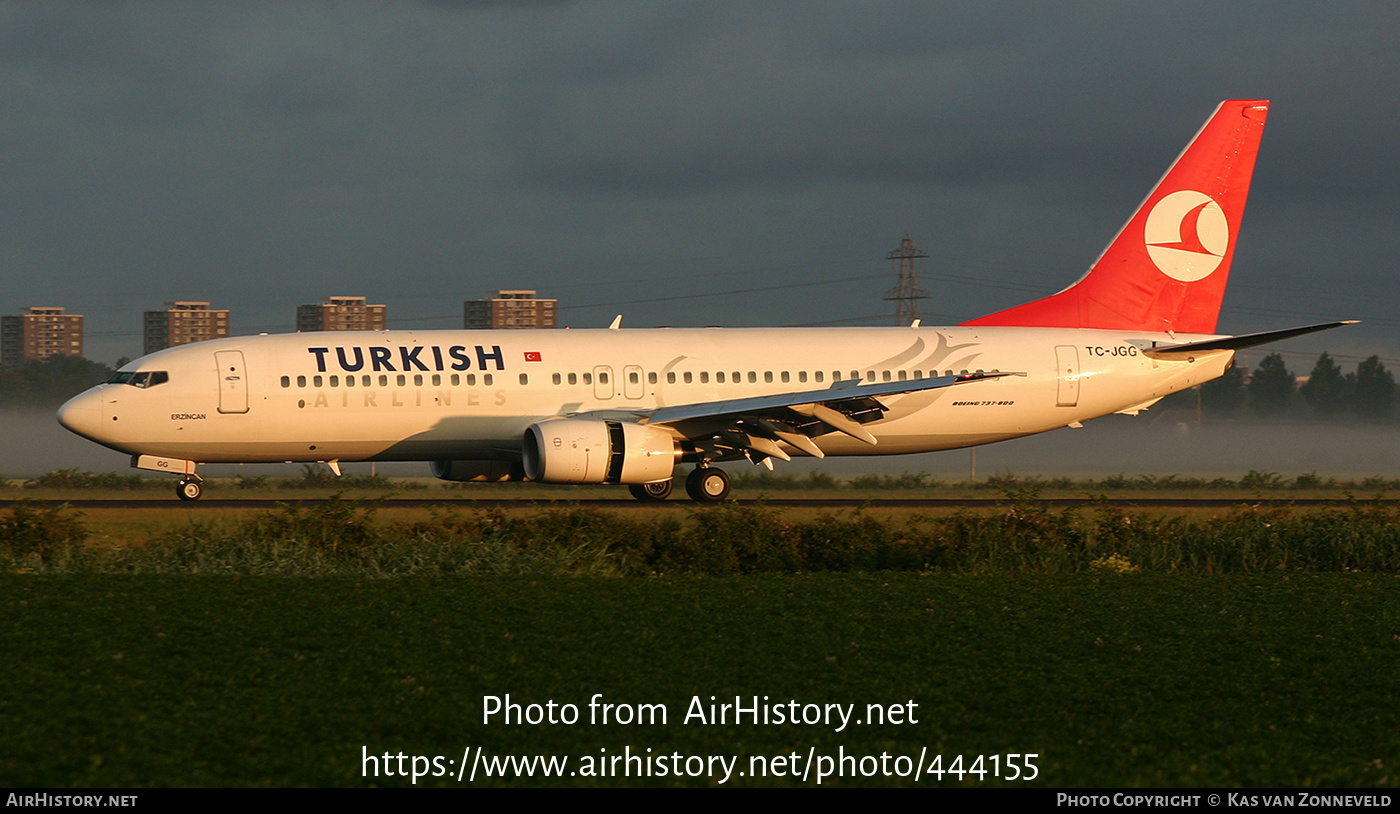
297,296,387,332
143,301,230,354
463,290,558,330
1,306,84,367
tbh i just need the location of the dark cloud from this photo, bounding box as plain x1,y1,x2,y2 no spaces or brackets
0,1,1395,365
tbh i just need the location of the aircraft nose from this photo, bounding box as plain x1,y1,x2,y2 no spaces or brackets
57,387,105,441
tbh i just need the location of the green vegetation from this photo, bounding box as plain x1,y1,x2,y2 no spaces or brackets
0,356,113,408
4,496,1399,786
2,572,1396,786
7,494,1400,576
733,469,1400,494
1161,352,1398,422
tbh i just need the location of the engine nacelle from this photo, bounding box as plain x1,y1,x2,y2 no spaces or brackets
430,459,526,482
522,419,678,484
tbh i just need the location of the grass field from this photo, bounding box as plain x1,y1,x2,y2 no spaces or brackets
3,573,1397,787
2,492,1398,787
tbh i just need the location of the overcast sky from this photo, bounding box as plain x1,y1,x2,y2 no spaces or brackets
2,1,1396,377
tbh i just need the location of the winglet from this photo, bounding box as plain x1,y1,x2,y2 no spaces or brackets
608,315,622,330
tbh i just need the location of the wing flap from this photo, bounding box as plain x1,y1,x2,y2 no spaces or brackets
636,371,1015,462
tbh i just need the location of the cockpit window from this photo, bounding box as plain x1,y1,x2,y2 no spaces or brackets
116,371,169,389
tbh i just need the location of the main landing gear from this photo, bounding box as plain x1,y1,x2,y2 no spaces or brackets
628,480,674,501
685,466,730,503
626,466,732,503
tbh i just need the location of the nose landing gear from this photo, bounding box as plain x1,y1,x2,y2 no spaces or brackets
176,477,203,501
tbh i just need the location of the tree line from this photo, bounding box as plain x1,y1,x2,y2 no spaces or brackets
1167,352,1397,422
0,356,117,409
1,352,1396,422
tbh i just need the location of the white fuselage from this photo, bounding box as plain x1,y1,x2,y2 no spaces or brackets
58,325,1231,466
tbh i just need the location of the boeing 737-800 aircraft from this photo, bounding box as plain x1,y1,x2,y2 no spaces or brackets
58,100,1351,501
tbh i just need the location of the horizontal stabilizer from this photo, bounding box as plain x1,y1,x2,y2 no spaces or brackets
1141,321,1357,359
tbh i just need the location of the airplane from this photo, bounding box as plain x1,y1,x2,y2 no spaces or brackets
57,99,1353,502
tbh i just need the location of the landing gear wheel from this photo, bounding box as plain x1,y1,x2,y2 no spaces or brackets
629,480,673,501
685,467,730,503
176,479,203,501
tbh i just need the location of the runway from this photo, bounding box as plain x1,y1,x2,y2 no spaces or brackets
4,496,1391,511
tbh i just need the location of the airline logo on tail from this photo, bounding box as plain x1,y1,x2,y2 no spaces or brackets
963,99,1268,334
1144,190,1228,282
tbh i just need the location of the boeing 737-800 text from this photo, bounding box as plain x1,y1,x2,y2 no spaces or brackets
58,100,1351,501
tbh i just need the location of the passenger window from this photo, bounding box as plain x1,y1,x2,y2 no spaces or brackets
717,372,726,383
414,375,423,386
683,372,693,384
281,376,291,388
314,375,323,387
583,373,592,384
798,371,807,383
780,371,789,383
431,374,440,386
700,372,709,384
484,374,493,386
519,374,528,385
362,375,371,387
568,373,577,385
297,375,307,387
450,374,460,386
552,373,562,385
346,375,356,388
648,372,657,384
667,372,676,384
764,371,773,383
898,370,907,381
599,372,608,384
815,371,823,383
397,375,406,386
882,371,891,382
331,375,340,387
379,375,388,387
629,372,639,384
466,374,476,386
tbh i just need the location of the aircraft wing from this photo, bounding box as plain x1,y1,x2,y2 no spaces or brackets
582,371,1014,463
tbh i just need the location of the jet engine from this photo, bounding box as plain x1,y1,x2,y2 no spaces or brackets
430,460,526,483
522,419,678,484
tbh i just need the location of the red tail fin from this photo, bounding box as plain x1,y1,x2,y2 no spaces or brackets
963,99,1269,334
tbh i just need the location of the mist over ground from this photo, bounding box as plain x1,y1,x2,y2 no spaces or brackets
7,409,1397,484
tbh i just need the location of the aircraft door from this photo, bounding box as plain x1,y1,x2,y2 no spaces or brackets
215,350,249,414
1055,345,1080,407
593,365,614,400
623,365,644,400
